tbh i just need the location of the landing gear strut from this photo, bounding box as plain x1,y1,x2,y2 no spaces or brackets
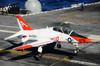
37,46,43,58
73,43,79,54
22,42,27,52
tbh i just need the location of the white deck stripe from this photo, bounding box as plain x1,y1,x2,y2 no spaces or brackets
0,25,18,28
0,30,17,33
70,60,98,66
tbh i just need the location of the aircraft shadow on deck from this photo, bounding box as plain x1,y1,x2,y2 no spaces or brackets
8,42,76,61
0,40,23,56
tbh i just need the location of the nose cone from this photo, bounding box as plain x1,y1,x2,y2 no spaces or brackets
85,38,91,43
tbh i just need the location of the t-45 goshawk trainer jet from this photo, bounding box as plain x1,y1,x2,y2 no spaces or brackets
4,15,91,58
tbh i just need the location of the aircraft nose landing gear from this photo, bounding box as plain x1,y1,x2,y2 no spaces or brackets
73,43,79,54
74,48,80,54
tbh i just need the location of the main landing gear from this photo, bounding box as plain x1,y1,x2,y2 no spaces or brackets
36,46,43,59
21,42,27,52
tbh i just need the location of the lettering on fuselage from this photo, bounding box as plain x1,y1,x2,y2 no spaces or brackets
29,35,37,38
79,39,85,43
51,36,59,41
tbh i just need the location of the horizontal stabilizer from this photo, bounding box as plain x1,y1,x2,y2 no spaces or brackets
4,31,22,40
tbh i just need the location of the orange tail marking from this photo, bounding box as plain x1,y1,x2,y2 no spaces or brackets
16,15,34,30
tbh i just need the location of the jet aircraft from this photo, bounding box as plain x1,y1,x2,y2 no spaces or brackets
4,15,91,58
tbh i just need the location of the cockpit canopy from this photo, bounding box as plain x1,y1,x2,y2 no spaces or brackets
53,26,73,34
53,26,87,38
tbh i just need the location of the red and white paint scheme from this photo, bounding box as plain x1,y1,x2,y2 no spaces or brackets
4,15,91,57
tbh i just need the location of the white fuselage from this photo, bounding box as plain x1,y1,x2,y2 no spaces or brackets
22,27,78,43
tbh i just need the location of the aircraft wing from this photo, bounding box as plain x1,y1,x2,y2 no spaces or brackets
14,39,54,50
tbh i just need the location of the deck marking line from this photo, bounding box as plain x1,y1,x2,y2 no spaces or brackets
0,49,99,66
0,49,28,55
0,30,17,33
71,60,98,66
42,55,62,60
0,49,71,62
0,25,18,28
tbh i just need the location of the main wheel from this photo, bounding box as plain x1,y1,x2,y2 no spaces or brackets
37,52,42,58
57,44,61,48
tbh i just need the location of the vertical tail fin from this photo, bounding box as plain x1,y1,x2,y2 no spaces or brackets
16,15,34,31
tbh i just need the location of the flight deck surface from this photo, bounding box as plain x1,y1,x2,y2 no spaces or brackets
0,4,100,66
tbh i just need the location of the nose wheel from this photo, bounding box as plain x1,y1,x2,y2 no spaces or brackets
74,48,80,54
73,43,79,54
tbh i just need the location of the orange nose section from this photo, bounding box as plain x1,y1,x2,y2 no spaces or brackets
71,36,91,43
85,38,91,43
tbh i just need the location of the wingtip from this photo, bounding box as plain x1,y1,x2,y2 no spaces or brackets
4,38,8,41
